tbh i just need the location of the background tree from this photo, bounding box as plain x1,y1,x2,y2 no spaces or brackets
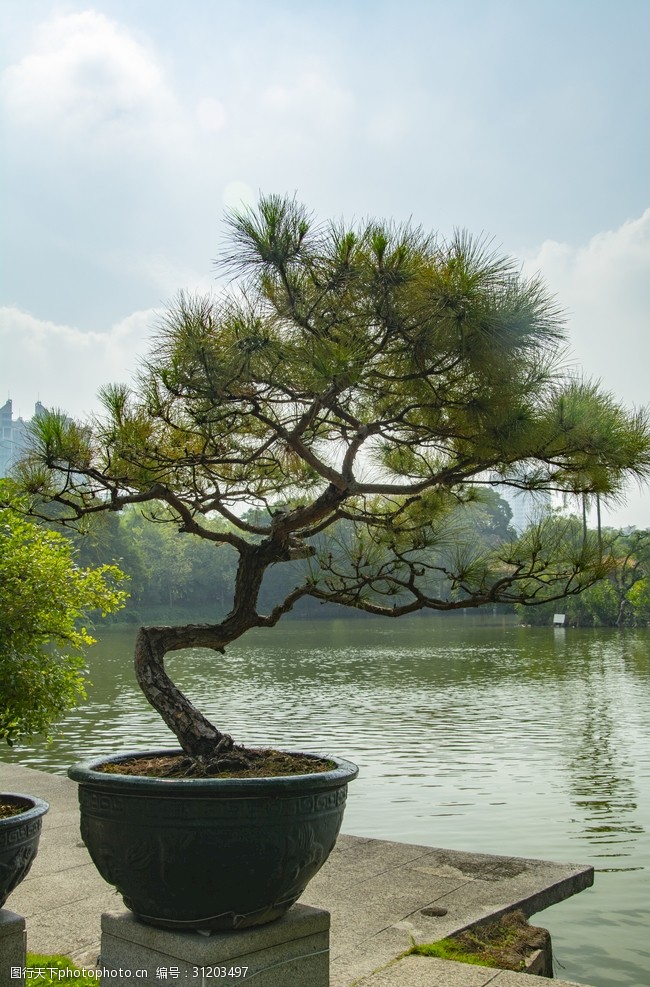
43,493,516,622
18,195,650,768
0,484,128,745
605,529,650,626
519,525,650,627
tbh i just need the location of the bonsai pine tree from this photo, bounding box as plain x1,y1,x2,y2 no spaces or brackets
18,195,650,768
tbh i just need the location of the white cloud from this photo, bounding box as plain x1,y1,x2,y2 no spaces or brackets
222,181,256,211
523,209,650,407
196,97,227,133
262,71,353,131
523,210,650,527
104,251,217,301
1,306,156,419
1,11,182,152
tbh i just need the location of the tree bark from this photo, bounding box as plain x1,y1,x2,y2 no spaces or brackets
134,625,232,758
131,542,286,759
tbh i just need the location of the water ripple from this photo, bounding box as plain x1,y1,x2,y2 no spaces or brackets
3,619,650,987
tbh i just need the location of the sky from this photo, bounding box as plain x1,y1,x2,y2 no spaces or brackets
1,0,649,526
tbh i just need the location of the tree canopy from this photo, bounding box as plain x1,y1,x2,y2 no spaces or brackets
518,524,650,627
0,485,128,745
17,194,650,760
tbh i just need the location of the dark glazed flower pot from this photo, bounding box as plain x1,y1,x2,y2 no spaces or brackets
0,793,49,908
68,749,358,931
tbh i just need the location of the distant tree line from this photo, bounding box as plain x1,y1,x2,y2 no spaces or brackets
55,488,516,622
515,522,650,627
28,490,650,629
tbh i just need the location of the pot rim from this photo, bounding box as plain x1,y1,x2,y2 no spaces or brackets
68,748,358,795
0,792,49,824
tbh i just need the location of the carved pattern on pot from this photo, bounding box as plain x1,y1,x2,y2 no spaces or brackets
0,817,42,849
79,786,348,822
80,791,127,814
0,844,37,903
0,797,48,908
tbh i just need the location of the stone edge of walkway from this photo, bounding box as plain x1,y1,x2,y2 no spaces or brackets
2,761,598,987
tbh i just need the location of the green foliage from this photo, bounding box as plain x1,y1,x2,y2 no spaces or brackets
97,506,238,612
516,524,650,626
404,911,546,973
26,954,96,985
55,491,517,619
21,196,650,530
628,577,650,624
0,487,128,745
12,196,650,751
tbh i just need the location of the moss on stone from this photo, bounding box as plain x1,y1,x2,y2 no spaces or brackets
406,910,549,972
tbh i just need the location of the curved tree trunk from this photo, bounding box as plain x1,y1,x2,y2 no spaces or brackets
131,542,284,759
134,625,232,758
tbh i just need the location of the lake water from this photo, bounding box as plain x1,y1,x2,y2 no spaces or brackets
3,616,650,986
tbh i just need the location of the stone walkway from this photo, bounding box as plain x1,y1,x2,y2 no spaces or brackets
2,762,596,986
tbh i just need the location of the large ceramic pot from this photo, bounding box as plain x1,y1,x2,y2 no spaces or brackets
0,793,49,908
68,749,358,930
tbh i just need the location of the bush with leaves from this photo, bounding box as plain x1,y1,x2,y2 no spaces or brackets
0,486,128,745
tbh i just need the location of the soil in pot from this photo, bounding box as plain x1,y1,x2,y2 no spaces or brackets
0,800,27,819
98,748,335,778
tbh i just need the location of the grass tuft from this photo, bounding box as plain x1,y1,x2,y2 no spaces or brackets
26,954,97,985
405,910,549,972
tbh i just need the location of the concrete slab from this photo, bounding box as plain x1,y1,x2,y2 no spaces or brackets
488,972,587,987
0,910,26,987
300,839,593,985
355,955,497,986
351,954,590,986
1,761,596,987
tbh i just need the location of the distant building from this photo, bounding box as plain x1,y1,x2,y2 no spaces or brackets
500,486,552,533
0,399,47,477
489,468,552,534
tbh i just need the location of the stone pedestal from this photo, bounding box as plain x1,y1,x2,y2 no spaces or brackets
100,904,330,987
0,910,26,987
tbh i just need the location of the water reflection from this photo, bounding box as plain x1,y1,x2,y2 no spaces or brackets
570,733,641,860
560,637,646,871
2,617,650,987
